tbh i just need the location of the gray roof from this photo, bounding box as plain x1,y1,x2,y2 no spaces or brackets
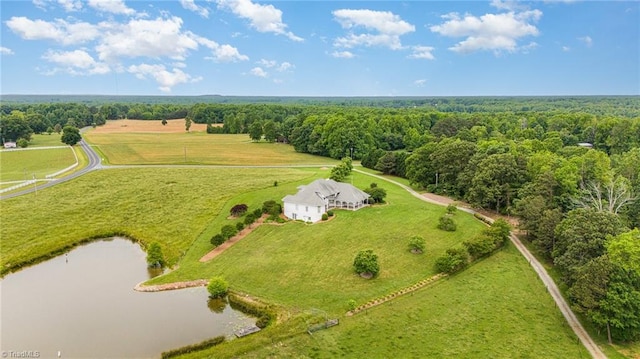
282,179,369,206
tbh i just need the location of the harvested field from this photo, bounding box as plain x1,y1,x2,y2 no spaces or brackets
90,119,209,134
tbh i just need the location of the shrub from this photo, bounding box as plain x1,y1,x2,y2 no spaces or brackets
207,276,228,298
262,200,282,217
408,235,426,254
347,299,357,311
244,213,256,225
161,336,225,358
364,186,387,204
322,213,329,221
463,235,495,259
255,314,272,329
211,234,225,246
17,138,29,148
446,204,458,214
275,217,286,223
236,222,245,231
221,225,237,240
484,219,511,248
434,248,469,274
253,208,263,218
146,242,165,268
273,180,278,187
230,204,248,217
353,249,380,278
437,215,457,231
327,210,334,217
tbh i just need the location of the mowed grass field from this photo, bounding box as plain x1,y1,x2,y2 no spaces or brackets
176,245,590,359
84,120,337,166
0,147,76,182
151,171,486,315
0,167,317,275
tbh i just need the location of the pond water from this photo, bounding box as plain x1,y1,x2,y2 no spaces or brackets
1,238,254,358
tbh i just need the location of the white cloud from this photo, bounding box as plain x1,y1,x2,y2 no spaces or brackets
408,46,435,60
331,50,355,58
58,0,83,11
250,66,268,77
87,0,135,15
180,0,209,18
257,59,277,68
216,0,303,42
96,17,199,61
578,36,593,47
212,44,249,62
414,79,427,87
42,49,110,75
257,59,292,71
0,47,15,55
430,9,542,54
6,17,100,45
333,9,415,50
562,45,571,52
128,63,201,92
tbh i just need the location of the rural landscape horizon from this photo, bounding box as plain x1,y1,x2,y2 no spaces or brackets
1,0,639,358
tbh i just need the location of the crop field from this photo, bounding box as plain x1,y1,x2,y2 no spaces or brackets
84,120,334,166
0,147,76,182
89,119,208,134
0,167,317,275
30,133,67,147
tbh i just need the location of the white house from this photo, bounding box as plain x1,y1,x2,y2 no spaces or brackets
282,179,370,223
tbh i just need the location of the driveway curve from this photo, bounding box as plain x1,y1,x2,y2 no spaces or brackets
354,169,607,359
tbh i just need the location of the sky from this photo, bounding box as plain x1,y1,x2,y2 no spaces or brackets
0,0,638,96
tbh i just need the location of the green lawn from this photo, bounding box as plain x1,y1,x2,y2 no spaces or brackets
0,147,76,182
84,131,339,166
175,245,591,359
30,133,65,147
150,171,486,315
0,167,317,275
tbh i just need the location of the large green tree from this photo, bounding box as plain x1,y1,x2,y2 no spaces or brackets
61,126,82,146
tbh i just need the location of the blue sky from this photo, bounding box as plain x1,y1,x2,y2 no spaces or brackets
1,0,638,96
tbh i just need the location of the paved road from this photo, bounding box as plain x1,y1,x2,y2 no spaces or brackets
354,169,607,359
0,139,102,200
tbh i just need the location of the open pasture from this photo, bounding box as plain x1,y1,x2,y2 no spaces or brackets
175,246,590,359
0,147,76,182
0,167,317,275
85,121,337,166
151,172,487,315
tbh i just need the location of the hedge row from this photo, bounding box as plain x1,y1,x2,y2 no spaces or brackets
160,336,225,358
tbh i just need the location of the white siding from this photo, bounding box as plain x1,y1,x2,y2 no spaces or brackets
283,200,324,223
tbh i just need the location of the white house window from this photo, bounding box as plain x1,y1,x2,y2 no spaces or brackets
305,206,308,212
317,206,321,213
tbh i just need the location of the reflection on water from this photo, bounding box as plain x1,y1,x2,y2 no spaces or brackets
0,238,254,359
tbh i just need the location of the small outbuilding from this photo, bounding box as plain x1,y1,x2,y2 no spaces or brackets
282,179,370,223
3,141,17,149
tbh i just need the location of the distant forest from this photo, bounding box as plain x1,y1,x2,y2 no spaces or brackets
1,95,639,341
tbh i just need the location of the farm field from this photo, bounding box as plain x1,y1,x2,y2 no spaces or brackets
175,245,590,359
0,167,317,275
29,133,67,147
84,120,337,166
0,147,76,182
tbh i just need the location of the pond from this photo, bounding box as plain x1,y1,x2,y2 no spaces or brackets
1,238,254,358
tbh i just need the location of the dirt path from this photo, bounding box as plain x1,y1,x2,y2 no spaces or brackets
134,279,208,292
199,214,268,262
354,169,607,359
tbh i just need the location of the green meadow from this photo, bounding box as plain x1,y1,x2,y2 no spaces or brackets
0,147,76,182
174,245,590,359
